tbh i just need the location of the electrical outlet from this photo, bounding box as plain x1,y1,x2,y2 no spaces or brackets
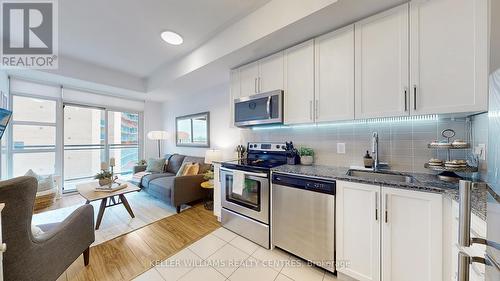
475,144,486,160
337,143,346,154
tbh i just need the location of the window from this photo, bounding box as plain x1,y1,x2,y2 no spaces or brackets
63,105,105,189
107,111,139,175
11,95,57,176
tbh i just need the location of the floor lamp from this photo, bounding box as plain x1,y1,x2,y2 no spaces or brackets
147,131,168,158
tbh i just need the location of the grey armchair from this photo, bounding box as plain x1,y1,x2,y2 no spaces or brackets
0,176,95,281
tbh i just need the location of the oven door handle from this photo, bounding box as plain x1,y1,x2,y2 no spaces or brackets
220,167,268,178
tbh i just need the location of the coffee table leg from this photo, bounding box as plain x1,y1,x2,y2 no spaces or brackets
119,194,135,218
95,198,107,230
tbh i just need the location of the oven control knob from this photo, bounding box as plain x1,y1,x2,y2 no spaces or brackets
276,145,280,149
281,145,286,150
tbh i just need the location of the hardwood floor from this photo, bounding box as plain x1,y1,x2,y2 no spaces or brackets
58,204,220,281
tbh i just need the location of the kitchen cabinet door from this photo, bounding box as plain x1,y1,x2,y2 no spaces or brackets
284,40,315,125
239,61,259,98
259,51,284,93
315,25,354,122
336,181,381,281
409,0,488,115
381,186,442,281
355,4,409,119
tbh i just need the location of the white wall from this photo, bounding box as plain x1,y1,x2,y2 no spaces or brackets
143,101,164,159
162,84,240,160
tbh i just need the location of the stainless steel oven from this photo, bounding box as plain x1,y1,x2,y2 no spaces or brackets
220,167,269,224
234,90,283,127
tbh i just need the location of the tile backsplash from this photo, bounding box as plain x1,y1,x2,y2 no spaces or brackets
242,117,486,175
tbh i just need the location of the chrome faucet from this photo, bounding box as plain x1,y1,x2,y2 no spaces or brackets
372,132,380,171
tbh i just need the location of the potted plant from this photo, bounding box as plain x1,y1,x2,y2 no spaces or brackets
95,170,113,186
299,147,315,165
204,170,214,185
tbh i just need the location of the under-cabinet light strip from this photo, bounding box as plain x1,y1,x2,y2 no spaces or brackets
251,115,439,131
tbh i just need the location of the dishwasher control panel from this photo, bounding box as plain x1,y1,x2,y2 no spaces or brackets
272,173,335,195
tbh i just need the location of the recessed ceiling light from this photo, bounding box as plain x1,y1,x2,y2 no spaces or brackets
161,31,183,45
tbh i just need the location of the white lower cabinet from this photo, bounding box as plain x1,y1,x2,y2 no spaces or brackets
336,181,443,281
213,163,222,221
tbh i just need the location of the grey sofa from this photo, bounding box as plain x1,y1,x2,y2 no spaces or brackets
134,154,210,213
0,176,95,281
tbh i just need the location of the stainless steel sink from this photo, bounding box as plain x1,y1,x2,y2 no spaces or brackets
346,169,418,184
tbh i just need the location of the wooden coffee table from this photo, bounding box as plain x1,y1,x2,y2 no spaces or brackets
76,180,141,230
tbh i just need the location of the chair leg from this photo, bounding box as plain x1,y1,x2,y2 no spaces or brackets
83,247,90,266
176,205,181,214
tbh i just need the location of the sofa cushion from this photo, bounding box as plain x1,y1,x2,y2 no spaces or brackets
142,172,175,187
147,176,174,200
165,154,186,174
181,156,210,174
145,158,165,173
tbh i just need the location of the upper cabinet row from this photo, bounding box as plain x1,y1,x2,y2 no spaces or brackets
230,0,488,125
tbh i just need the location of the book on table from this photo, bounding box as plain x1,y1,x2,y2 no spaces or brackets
94,182,128,192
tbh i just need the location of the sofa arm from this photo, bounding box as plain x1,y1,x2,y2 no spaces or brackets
133,165,147,174
171,174,207,208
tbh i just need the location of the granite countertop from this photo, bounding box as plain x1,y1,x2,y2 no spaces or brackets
271,164,488,221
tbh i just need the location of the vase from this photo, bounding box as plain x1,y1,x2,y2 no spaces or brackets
98,178,112,186
300,155,314,165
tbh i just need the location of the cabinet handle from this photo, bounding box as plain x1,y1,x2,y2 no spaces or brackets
258,77,261,93
309,101,313,120
413,85,417,110
385,194,388,223
254,78,258,93
404,87,408,112
375,192,379,221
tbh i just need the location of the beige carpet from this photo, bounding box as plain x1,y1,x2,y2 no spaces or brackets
32,191,180,245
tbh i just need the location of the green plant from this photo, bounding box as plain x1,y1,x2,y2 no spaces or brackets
298,147,314,157
203,170,214,181
137,159,147,165
94,170,112,180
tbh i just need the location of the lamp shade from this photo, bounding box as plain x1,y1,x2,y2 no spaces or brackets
147,131,168,140
204,149,222,164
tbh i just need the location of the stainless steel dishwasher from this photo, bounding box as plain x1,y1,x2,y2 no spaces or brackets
271,172,336,273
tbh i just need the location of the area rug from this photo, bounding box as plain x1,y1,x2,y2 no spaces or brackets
32,191,181,245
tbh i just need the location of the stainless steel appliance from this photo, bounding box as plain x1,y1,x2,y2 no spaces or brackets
457,69,500,280
272,173,336,273
234,90,283,127
221,142,288,248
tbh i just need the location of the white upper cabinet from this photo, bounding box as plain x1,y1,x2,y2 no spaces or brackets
336,181,381,281
355,4,410,119
230,69,241,100
239,61,259,98
284,40,315,125
381,186,443,281
315,25,355,122
409,0,488,114
259,52,284,93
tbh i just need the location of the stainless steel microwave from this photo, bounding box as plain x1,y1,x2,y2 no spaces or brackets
234,90,283,127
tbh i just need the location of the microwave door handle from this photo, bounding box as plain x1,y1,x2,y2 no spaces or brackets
266,96,272,118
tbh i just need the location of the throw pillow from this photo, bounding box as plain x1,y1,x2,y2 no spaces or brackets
24,169,55,192
176,162,191,177
37,174,54,192
182,163,200,176
146,158,165,173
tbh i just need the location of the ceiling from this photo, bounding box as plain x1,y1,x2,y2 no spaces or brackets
59,0,271,78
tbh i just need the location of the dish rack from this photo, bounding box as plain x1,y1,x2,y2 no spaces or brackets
425,129,478,182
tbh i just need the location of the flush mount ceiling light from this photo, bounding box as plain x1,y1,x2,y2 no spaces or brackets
161,30,183,45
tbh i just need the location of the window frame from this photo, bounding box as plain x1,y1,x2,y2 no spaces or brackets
9,92,61,178
6,82,144,192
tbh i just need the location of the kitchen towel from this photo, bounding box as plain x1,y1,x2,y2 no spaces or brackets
232,170,245,196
